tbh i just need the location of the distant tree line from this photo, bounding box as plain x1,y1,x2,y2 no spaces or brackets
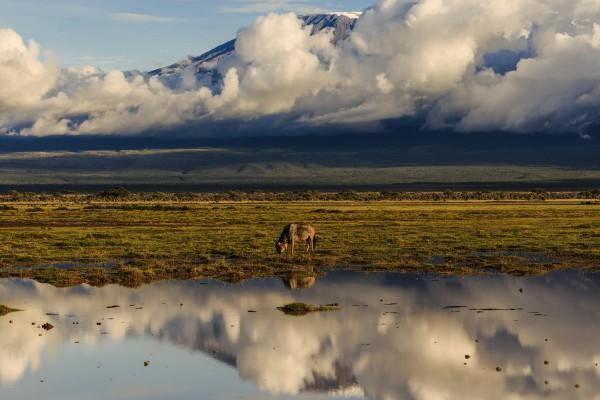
1,188,600,203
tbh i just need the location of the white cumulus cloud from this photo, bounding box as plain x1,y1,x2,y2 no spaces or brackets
3,0,600,136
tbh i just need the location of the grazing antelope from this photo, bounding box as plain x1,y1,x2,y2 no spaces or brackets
276,224,317,256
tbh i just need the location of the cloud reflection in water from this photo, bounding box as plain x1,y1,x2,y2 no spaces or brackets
0,271,599,399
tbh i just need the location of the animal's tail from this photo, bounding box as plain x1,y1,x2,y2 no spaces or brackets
313,235,318,251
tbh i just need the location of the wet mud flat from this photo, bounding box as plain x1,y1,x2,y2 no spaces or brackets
0,270,599,399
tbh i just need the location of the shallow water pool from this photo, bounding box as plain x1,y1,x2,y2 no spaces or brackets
0,270,598,399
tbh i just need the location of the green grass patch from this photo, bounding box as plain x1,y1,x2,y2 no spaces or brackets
277,302,340,316
0,199,599,286
0,305,21,317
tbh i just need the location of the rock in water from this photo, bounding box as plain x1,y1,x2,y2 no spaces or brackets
42,323,54,331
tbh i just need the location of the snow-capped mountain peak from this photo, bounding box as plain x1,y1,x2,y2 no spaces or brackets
148,13,359,90
325,11,362,19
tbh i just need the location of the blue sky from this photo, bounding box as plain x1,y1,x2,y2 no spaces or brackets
0,0,372,71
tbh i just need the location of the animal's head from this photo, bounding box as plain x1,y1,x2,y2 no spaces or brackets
276,241,288,254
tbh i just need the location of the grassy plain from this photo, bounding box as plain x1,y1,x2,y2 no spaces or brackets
0,199,599,286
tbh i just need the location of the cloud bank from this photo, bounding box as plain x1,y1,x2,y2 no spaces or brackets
3,0,600,136
111,13,187,23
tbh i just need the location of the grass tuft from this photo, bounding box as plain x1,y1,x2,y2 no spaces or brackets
0,305,21,317
277,302,340,316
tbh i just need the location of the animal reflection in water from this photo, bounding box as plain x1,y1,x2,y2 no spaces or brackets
281,274,317,290
276,224,317,256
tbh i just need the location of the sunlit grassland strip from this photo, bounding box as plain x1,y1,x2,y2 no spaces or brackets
0,200,598,286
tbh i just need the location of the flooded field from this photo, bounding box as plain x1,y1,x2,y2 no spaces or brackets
1,270,599,399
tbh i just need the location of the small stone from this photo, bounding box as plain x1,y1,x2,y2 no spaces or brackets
496,367,502,372
465,355,471,359
42,323,54,331
544,360,549,365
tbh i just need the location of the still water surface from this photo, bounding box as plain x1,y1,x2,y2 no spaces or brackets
0,271,599,399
